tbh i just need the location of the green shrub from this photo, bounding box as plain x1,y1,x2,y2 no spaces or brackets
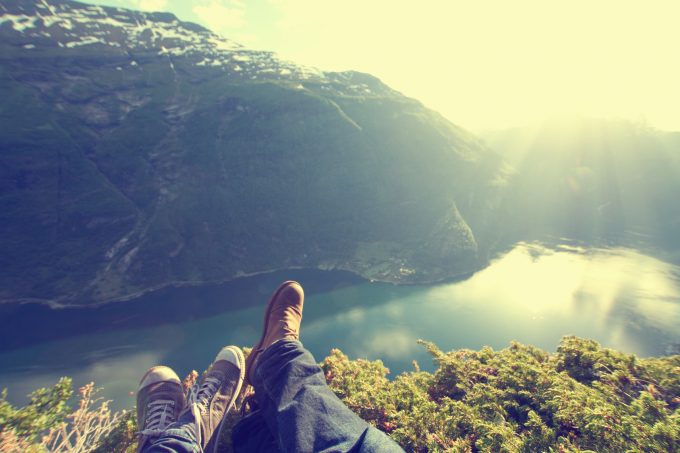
320,337,679,452
3,337,679,452
1,380,126,453
0,377,72,442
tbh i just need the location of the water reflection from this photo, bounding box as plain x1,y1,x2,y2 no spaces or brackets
0,242,678,410
300,242,680,372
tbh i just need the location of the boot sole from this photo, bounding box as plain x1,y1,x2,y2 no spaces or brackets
244,280,300,386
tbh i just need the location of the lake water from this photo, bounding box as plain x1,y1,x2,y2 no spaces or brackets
1,241,679,410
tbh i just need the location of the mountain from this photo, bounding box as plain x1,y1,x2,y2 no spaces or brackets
482,118,680,254
0,0,507,306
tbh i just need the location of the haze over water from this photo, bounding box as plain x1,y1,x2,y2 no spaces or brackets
1,241,678,410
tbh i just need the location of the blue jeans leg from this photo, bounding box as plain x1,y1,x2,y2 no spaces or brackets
232,407,280,452
140,410,202,453
234,339,404,453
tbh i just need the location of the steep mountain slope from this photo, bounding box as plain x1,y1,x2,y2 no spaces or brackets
0,0,507,306
482,118,680,253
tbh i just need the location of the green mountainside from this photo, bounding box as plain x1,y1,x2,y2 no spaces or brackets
0,0,507,306
3,0,679,311
482,118,680,253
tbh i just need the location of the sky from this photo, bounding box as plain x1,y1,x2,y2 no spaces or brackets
86,0,680,132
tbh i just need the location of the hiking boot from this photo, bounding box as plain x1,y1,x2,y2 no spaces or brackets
184,345,245,452
245,280,304,385
136,366,186,453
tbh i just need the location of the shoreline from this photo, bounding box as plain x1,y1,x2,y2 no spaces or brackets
5,234,664,310
0,261,485,310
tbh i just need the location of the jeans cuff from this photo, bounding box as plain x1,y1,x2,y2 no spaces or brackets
253,339,304,389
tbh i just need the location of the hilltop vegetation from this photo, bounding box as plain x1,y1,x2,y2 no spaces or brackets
2,337,678,452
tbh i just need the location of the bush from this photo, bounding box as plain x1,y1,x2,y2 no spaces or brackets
0,380,125,453
3,337,679,452
321,337,679,452
0,377,72,448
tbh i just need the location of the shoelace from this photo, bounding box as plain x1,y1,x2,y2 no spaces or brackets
189,376,221,413
187,375,222,447
139,399,176,436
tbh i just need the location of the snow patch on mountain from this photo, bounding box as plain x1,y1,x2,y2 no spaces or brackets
1,0,388,97
1,14,39,32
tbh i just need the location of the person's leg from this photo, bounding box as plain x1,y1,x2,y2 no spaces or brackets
252,339,403,452
231,408,280,452
139,346,245,453
140,410,202,453
241,281,404,453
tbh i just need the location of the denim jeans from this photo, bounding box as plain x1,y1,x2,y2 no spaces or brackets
140,409,201,452
142,340,404,453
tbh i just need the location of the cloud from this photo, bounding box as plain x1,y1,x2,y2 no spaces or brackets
133,0,169,12
193,0,246,34
363,329,418,360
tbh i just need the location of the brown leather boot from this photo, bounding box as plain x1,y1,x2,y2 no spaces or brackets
245,281,304,385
